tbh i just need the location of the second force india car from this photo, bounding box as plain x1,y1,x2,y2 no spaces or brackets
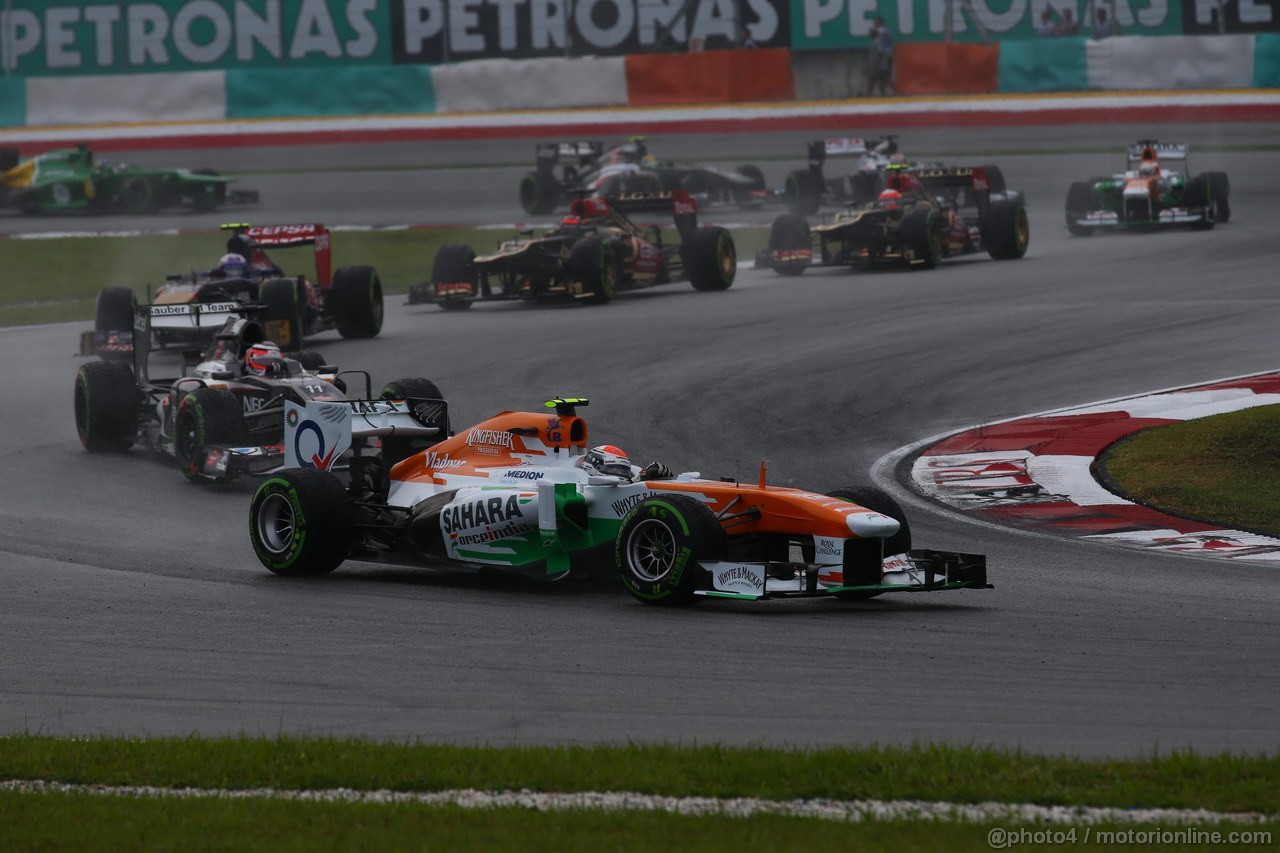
74,306,367,482
518,138,769,215
0,144,258,214
1064,141,1231,235
85,223,383,355
409,189,735,310
758,164,1028,276
248,396,991,606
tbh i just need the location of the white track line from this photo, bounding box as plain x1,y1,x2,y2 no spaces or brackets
1,780,1274,825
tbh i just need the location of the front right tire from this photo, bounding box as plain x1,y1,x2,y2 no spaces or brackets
74,360,138,452
616,494,724,606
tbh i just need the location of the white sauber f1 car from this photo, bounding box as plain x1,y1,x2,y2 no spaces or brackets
248,396,990,606
74,304,425,483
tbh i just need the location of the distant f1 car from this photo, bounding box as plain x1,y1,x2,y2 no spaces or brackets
83,223,383,355
409,189,735,310
248,395,991,606
0,144,258,215
758,164,1028,275
74,305,369,483
1064,141,1230,235
518,137,768,215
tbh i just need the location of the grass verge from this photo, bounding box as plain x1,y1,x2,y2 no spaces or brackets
0,226,771,328
2,736,1279,814
3,737,1278,850
1101,405,1280,538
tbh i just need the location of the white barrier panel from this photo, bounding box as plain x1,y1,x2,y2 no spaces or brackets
27,72,226,127
432,57,627,114
1087,35,1255,91
791,50,874,101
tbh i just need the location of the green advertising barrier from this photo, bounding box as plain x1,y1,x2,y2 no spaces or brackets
226,65,435,119
1255,34,1280,88
0,77,25,126
998,37,1087,93
790,0,1180,49
0,0,391,77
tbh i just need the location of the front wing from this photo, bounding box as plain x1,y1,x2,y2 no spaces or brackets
693,550,990,601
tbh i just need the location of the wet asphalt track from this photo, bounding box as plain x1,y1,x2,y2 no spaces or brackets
1,122,1278,756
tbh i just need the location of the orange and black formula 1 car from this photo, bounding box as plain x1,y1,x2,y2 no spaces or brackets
249,397,990,606
408,189,735,311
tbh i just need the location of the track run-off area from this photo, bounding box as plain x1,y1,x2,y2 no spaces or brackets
1,95,1278,757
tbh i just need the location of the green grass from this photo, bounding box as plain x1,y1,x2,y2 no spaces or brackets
14,793,1257,853
3,737,1277,850
0,226,770,328
1102,405,1280,537
3,736,1279,814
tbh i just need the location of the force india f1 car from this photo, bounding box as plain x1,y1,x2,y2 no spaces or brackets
248,396,991,606
757,164,1028,276
84,223,383,355
518,138,769,215
1064,141,1231,235
0,144,258,215
73,305,370,482
408,189,735,310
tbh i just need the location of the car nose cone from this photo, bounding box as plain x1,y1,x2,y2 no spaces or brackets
846,511,901,538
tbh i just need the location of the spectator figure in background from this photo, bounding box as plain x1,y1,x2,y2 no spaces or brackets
1037,8,1058,37
1056,8,1079,36
863,16,895,97
1091,7,1120,39
739,26,757,48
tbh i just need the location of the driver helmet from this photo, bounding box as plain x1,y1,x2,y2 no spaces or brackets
1138,159,1159,177
245,341,282,376
583,444,632,478
218,252,247,277
877,188,902,209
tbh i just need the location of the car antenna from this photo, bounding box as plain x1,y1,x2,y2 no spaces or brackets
758,460,768,491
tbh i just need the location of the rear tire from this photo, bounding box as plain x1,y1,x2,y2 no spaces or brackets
616,494,724,606
122,177,155,214
250,469,352,576
173,387,250,482
95,287,136,331
1184,175,1216,231
983,198,1030,260
979,164,1007,195
569,234,620,304
331,265,384,339
431,242,478,311
684,226,736,291
293,350,326,372
1205,171,1231,223
74,360,137,452
259,278,302,351
1064,181,1096,236
520,170,561,215
784,169,821,216
767,213,811,277
900,207,942,269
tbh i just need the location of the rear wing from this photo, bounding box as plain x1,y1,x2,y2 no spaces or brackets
807,136,900,171
284,397,449,472
222,222,331,286
535,141,603,169
600,188,699,241
1127,140,1188,163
